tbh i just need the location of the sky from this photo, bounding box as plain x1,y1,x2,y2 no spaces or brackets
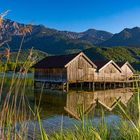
1,0,140,33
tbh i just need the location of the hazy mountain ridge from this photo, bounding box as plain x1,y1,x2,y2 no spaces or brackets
1,19,140,71
0,19,113,54
79,29,113,44
2,19,140,53
100,27,140,47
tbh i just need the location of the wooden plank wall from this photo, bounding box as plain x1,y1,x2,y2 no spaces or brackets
94,63,123,81
121,64,134,79
67,55,96,82
35,68,67,82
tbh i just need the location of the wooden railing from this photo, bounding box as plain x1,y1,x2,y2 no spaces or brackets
77,74,132,82
94,76,126,82
35,73,139,83
77,74,94,82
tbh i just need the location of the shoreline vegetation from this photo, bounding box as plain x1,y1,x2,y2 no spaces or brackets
0,11,139,140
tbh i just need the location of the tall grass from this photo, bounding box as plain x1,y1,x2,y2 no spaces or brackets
115,81,140,139
0,48,35,139
37,86,139,140
0,11,140,140
0,11,36,139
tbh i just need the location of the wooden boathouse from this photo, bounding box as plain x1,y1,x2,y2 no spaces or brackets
93,60,123,81
116,61,135,79
33,52,97,92
33,52,137,92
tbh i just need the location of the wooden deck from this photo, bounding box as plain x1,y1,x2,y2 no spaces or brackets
34,75,140,83
34,78,140,83
34,74,140,92
94,79,140,83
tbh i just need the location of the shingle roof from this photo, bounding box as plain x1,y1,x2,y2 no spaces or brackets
116,62,135,72
116,62,126,67
33,53,79,68
92,60,110,70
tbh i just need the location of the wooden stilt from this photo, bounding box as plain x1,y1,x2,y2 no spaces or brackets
123,82,125,88
67,82,69,92
99,83,101,89
89,82,91,91
104,82,106,90
92,82,95,92
80,82,83,91
119,82,121,88
114,83,116,89
76,81,78,92
110,82,112,88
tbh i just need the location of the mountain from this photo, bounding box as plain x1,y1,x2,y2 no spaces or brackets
1,19,140,71
84,47,140,71
84,47,140,63
0,19,113,54
79,29,113,44
1,19,140,70
100,27,140,47
2,19,140,52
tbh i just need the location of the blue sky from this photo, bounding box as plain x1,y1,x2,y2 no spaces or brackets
1,0,140,33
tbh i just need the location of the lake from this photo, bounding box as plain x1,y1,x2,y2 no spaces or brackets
30,88,136,135
0,73,138,138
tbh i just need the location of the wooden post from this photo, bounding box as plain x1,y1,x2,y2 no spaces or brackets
67,82,69,92
92,82,95,92
99,83,101,89
123,82,125,88
110,82,112,89
119,82,121,88
89,82,91,91
114,83,116,89
76,81,78,93
80,82,83,91
104,82,106,90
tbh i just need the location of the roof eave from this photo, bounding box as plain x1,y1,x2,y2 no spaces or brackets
98,60,122,73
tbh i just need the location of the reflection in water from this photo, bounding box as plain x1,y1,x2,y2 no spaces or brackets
28,88,135,135
64,92,96,120
64,88,133,119
35,88,134,120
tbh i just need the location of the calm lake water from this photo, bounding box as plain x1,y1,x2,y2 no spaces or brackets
30,88,136,134
0,73,138,136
